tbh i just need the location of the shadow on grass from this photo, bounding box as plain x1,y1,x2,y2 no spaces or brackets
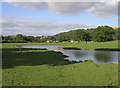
95,48,120,51
2,48,76,69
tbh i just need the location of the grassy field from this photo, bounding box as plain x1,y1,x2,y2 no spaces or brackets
2,42,118,86
63,41,119,50
2,41,119,50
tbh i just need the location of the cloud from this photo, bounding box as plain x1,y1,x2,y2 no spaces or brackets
5,2,46,10
47,2,96,15
112,17,120,20
3,1,118,18
89,2,118,18
18,17,34,19
1,16,97,36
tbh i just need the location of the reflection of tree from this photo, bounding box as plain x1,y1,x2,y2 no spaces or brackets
94,52,113,63
72,51,84,58
62,50,85,61
62,50,117,63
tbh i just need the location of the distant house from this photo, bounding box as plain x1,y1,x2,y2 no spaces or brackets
70,40,78,43
46,40,52,43
53,41,55,43
70,40,74,43
46,40,50,43
74,41,79,43
62,41,69,43
56,41,58,43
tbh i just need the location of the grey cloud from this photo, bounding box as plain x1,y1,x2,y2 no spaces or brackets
47,2,96,15
1,18,96,36
18,17,34,19
89,2,118,18
4,1,118,17
7,2,46,10
112,17,120,20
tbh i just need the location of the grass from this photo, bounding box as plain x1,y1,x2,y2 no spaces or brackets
63,41,119,50
2,41,119,50
2,43,118,86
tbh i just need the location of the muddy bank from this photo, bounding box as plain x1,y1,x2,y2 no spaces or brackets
57,47,120,51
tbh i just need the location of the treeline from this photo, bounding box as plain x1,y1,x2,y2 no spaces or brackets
54,25,119,43
1,35,42,43
1,25,119,43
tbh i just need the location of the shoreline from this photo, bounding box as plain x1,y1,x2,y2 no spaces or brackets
59,47,120,51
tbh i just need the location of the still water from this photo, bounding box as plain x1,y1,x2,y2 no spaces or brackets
23,45,119,63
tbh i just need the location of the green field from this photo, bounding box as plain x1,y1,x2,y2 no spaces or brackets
2,40,119,49
63,41,119,49
2,41,119,86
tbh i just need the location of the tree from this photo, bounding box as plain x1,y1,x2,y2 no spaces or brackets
15,34,25,41
1,25,118,43
48,36,54,40
72,29,84,42
82,31,91,43
25,36,34,42
93,26,115,42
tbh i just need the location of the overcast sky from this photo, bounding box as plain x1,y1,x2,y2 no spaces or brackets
1,0,118,36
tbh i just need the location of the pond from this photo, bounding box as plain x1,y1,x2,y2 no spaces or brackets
23,45,119,63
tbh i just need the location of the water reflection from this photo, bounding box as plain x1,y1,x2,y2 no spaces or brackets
23,45,119,63
61,50,93,62
94,51,118,63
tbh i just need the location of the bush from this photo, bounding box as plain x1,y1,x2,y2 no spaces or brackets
84,60,94,62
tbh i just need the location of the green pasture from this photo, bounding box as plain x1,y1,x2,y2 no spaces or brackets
2,42,118,86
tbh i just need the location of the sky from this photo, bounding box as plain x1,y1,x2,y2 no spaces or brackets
1,0,119,36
